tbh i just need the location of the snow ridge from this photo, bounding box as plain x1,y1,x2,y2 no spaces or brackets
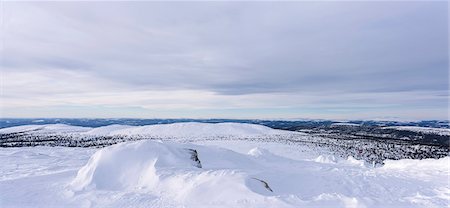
0,122,293,138
0,124,92,134
84,122,290,137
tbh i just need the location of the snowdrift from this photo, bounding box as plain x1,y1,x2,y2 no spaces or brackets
71,141,202,191
70,140,286,206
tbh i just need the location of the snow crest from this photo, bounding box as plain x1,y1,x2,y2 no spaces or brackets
0,122,293,138
70,140,200,191
86,122,289,137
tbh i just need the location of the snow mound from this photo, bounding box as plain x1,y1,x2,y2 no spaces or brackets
247,147,272,157
314,155,338,164
70,140,203,191
70,140,285,206
343,156,366,167
0,124,92,134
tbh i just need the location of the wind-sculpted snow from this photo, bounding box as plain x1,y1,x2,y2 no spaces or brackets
69,140,450,207
71,141,203,191
69,140,285,207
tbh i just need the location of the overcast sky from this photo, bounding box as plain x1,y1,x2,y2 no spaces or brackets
1,1,448,120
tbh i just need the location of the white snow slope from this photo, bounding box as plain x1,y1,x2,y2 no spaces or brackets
82,122,292,138
0,122,294,138
0,124,92,134
383,126,450,136
0,123,449,208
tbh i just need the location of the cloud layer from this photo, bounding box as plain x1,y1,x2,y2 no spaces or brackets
1,2,448,120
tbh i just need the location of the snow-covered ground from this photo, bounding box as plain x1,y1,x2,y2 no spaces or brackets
0,123,449,208
0,124,92,134
82,122,292,138
383,126,450,136
0,122,293,138
330,122,361,127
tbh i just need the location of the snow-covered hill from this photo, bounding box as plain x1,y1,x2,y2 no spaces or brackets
330,122,361,127
383,126,450,136
0,122,292,138
82,122,291,137
0,124,92,134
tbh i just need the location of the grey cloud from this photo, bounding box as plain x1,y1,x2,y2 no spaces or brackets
1,1,448,119
3,1,447,95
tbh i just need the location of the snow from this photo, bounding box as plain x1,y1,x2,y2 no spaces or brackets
70,141,202,191
330,122,361,127
381,157,449,171
81,124,134,136
0,124,92,134
1,122,293,138
1,122,449,208
383,126,450,136
314,155,338,164
98,122,291,137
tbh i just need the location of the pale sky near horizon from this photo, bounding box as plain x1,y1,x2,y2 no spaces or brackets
0,1,448,120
